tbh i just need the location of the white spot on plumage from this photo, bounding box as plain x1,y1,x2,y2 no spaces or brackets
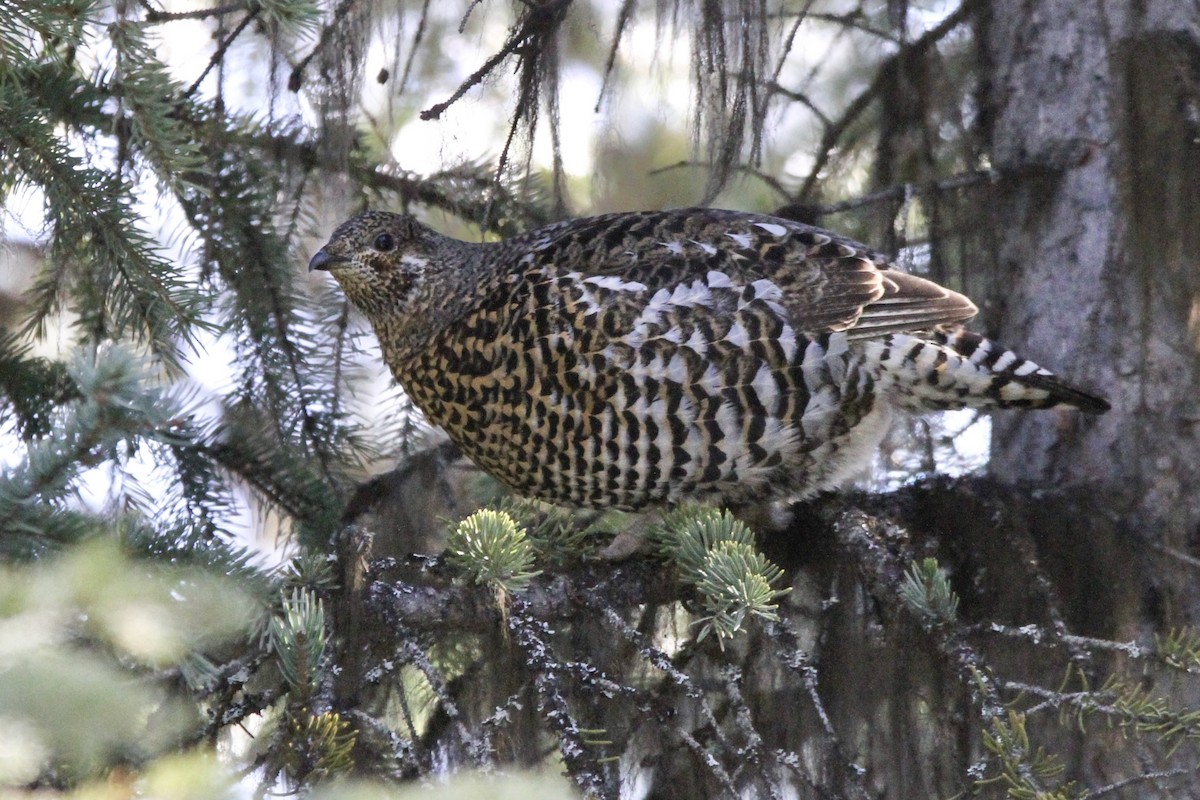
753,222,788,237
968,339,995,365
715,400,739,436
706,270,735,289
667,279,713,308
694,241,718,255
727,232,753,249
992,350,1018,372
802,386,839,437
739,278,787,316
751,279,782,299
826,333,849,358
825,333,850,385
661,327,683,345
801,340,831,397
598,408,615,449
751,365,777,409
809,404,894,492
1014,360,1041,377
778,324,798,362
583,275,648,293
1001,383,1047,402
626,297,670,348
649,391,673,438
666,352,689,383
726,321,750,348
684,327,708,354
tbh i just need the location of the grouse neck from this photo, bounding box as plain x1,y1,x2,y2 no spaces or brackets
368,237,509,367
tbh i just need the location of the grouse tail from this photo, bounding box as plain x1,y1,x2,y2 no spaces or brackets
866,326,1111,414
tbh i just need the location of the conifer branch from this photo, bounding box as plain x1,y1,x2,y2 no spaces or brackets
142,2,247,23
793,0,984,203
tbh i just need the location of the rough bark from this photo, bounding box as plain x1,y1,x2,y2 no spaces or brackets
976,1,1200,792
981,1,1200,613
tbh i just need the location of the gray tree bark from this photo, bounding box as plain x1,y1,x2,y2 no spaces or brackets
980,0,1200,790
983,1,1200,613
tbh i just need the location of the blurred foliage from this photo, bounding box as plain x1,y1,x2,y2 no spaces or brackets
0,538,261,786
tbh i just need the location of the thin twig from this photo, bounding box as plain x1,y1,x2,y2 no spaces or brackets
457,0,487,33
832,509,1050,795
595,0,637,113
1081,769,1190,799
397,636,492,767
508,595,608,796
1152,542,1200,571
288,0,359,93
421,0,572,121
767,80,831,126
768,0,816,89
721,665,782,800
143,2,246,23
768,617,872,800
596,606,740,770
971,622,1148,660
397,0,432,93
184,8,259,99
805,10,901,44
675,728,741,798
1004,525,1095,669
795,0,983,203
648,159,791,200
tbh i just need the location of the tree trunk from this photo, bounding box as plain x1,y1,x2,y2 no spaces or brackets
983,0,1200,609
980,0,1200,789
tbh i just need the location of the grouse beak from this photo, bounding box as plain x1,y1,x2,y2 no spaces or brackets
309,249,351,272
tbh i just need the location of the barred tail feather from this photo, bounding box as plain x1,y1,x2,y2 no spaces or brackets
867,328,1111,414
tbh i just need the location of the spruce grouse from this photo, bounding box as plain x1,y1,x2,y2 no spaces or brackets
310,208,1109,511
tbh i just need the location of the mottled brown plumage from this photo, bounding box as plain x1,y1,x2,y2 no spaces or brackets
311,207,1108,511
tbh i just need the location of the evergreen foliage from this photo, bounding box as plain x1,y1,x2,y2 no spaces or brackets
650,506,788,641
899,555,959,626
447,508,541,595
0,0,1197,797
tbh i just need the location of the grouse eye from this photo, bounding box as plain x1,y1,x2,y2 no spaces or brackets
373,233,395,252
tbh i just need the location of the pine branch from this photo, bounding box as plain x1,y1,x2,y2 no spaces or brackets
0,347,187,551
367,557,678,634
1,79,204,366
108,20,206,197
0,329,80,439
793,0,985,203
506,594,607,797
